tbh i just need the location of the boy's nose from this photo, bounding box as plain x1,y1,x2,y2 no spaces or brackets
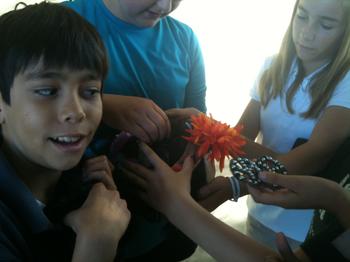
60,97,86,123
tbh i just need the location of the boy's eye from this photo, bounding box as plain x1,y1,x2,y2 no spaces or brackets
34,88,57,97
82,87,101,98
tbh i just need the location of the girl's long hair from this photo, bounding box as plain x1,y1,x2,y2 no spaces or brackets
258,0,350,118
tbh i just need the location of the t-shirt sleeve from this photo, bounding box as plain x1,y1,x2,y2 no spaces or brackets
184,28,207,113
327,70,350,109
249,56,275,102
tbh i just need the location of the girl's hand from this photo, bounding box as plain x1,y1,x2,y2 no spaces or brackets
248,172,340,211
122,142,195,216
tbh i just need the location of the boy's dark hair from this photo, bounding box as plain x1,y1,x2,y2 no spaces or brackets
0,2,108,105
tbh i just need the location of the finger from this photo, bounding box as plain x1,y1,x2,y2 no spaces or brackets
276,232,299,262
108,160,115,172
121,167,148,192
153,105,171,139
84,159,113,175
83,170,117,190
181,156,195,179
122,159,153,181
84,155,105,166
132,122,153,144
165,107,200,120
124,121,152,144
175,143,197,165
248,184,295,207
85,183,107,202
138,142,168,169
137,115,160,143
258,172,297,190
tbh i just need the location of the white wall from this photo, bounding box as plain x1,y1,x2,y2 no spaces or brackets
0,0,296,125
171,0,296,124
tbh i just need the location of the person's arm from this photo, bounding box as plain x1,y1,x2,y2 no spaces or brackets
183,30,207,113
248,172,350,229
240,104,350,174
197,103,350,211
66,156,130,262
65,183,130,262
122,143,281,262
102,94,171,144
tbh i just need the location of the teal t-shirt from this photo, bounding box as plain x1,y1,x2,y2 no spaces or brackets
64,0,206,112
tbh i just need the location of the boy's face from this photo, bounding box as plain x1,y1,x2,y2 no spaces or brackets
0,63,103,172
104,0,182,28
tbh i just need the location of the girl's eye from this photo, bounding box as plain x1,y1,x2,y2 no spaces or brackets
296,14,307,21
34,88,57,97
321,24,334,30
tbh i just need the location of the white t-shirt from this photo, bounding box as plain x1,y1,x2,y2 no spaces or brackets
247,57,350,241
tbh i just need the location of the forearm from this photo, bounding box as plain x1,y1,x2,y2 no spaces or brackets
72,234,118,262
243,137,333,175
332,187,350,229
241,137,277,160
166,194,278,262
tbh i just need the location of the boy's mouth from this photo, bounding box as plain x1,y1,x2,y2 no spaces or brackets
49,135,84,146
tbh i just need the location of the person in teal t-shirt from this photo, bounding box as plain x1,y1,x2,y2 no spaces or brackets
64,0,207,144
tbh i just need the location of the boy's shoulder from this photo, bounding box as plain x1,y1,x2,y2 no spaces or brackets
163,16,194,35
0,199,30,261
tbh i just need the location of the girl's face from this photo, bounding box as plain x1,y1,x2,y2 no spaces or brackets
292,0,346,69
103,0,182,28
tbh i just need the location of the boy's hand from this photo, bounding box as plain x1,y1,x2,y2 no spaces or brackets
196,176,232,211
83,155,116,190
122,142,195,216
103,95,171,143
165,107,201,122
64,183,130,257
248,172,338,210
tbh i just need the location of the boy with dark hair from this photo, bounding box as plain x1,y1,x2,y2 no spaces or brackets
0,3,130,261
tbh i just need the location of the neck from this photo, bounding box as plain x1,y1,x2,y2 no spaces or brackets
301,58,329,76
1,142,61,204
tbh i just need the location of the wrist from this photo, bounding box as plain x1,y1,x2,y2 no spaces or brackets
73,232,119,262
164,193,195,222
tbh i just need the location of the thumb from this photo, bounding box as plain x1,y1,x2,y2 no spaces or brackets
181,156,194,179
259,171,289,188
276,232,299,262
63,209,78,231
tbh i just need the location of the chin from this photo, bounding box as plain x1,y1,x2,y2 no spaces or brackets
49,158,82,172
